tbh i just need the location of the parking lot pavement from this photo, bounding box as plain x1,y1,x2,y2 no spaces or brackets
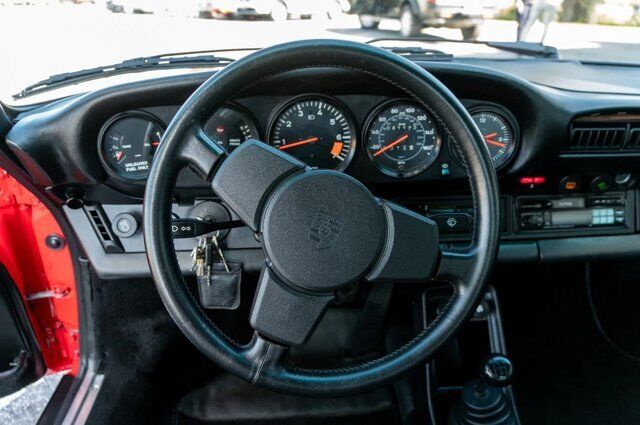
0,374,62,425
1,3,639,100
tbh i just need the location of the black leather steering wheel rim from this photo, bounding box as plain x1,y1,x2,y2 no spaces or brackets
143,39,500,396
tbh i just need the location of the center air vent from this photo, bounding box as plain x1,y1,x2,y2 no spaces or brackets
626,128,640,150
568,127,626,151
564,112,640,155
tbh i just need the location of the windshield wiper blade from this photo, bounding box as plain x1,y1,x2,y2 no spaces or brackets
13,51,244,100
382,46,453,61
368,36,558,59
484,41,557,58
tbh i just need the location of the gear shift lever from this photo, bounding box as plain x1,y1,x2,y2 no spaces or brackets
482,354,514,387
449,354,518,425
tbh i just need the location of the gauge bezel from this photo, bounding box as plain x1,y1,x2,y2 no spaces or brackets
98,110,167,182
451,104,520,171
363,99,442,179
204,102,262,152
266,94,358,172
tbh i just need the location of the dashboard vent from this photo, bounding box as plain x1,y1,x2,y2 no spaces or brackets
567,127,626,151
625,128,640,150
565,112,640,155
83,204,123,253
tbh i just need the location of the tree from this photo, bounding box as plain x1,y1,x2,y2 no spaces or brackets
559,0,601,23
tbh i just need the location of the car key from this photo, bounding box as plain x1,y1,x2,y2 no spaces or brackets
196,233,241,310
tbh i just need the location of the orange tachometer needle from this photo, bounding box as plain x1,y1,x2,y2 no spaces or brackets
483,132,498,139
374,134,409,157
278,137,318,151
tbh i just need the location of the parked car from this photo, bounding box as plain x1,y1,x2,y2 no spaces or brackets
199,0,350,21
353,0,494,39
107,0,198,15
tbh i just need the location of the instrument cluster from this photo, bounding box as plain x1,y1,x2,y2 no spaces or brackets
98,95,520,182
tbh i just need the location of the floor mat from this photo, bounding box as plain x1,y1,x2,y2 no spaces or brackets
497,262,640,425
175,374,399,424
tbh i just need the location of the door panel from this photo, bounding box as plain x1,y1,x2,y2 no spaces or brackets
0,265,46,397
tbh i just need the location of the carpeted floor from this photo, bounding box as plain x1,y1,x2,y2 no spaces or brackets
498,261,640,425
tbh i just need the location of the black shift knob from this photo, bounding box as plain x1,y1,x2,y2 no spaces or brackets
481,354,514,387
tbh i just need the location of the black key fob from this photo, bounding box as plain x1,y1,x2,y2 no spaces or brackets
197,262,242,310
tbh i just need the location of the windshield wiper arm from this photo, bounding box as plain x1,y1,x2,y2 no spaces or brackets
382,46,453,61
484,41,558,58
368,36,558,59
14,51,244,100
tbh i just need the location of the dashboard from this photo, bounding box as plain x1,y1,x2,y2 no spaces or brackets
4,59,640,278
96,95,519,182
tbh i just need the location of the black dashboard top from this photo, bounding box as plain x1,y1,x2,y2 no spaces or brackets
4,58,640,204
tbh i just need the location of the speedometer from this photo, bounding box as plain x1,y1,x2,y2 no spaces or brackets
364,100,441,178
268,96,356,171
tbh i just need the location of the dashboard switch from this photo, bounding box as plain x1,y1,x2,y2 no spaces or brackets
112,213,138,238
559,176,582,194
430,213,471,233
590,175,613,194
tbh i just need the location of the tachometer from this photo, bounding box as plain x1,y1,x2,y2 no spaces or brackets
204,104,260,152
268,96,356,171
99,112,165,180
364,100,441,178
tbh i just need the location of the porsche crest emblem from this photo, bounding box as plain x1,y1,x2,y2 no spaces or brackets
308,211,343,250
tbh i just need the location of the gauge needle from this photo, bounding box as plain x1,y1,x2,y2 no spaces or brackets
278,137,319,151
483,133,506,148
116,151,124,161
374,134,409,157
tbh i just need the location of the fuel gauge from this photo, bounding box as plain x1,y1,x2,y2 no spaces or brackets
99,112,165,180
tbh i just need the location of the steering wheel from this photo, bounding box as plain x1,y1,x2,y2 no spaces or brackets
143,39,500,396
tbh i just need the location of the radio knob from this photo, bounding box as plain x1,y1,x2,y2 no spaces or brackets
522,213,544,228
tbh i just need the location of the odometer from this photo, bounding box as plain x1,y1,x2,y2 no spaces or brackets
364,101,441,178
268,96,356,171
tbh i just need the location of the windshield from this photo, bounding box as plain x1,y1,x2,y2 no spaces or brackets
2,0,640,104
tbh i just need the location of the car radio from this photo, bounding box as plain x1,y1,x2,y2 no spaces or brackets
517,194,626,231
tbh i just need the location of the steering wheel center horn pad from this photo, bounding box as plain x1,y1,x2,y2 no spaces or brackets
213,141,440,345
261,169,385,292
143,39,500,396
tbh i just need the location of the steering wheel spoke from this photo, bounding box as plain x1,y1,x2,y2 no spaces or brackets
366,200,440,284
212,140,305,230
435,248,479,291
179,123,227,181
250,266,333,346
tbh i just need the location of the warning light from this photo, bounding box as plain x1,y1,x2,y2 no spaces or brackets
520,176,546,187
